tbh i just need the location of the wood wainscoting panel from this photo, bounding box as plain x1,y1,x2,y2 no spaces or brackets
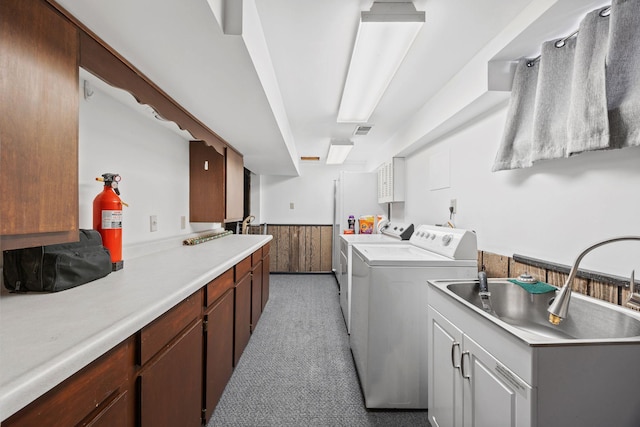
481,252,510,278
482,249,631,310
590,280,619,304
320,226,333,272
509,260,546,283
266,225,332,273
547,271,588,295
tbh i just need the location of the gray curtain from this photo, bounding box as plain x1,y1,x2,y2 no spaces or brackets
493,0,639,172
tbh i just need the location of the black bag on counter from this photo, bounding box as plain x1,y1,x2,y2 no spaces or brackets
3,229,112,292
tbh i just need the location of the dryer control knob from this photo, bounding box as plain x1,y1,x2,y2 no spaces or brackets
442,234,453,246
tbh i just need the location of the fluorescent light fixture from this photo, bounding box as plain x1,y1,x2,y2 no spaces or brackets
337,2,425,123
326,140,354,164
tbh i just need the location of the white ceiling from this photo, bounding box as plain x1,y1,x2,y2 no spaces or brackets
55,0,603,176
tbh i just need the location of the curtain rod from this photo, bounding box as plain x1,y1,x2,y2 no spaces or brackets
526,5,611,67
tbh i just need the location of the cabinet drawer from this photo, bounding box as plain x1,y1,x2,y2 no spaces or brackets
138,290,202,366
206,268,234,307
3,337,133,427
251,248,262,267
235,256,251,282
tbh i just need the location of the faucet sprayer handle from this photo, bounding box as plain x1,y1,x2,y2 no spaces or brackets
627,270,640,308
478,271,489,294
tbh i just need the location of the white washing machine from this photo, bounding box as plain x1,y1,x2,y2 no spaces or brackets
350,224,477,409
338,222,414,333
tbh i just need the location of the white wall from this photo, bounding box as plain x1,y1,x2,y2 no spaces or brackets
261,162,368,224
257,102,640,278
404,103,640,277
80,72,640,278
78,75,220,255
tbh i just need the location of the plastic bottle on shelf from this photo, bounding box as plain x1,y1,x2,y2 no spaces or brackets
348,215,355,231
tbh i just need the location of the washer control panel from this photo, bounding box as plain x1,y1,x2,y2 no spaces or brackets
410,224,477,259
380,222,415,240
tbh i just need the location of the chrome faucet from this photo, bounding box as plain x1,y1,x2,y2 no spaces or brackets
241,215,255,235
547,236,640,325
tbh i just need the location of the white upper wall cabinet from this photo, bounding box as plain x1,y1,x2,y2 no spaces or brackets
377,158,405,204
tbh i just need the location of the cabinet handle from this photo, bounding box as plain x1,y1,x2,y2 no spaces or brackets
451,342,461,370
461,351,471,380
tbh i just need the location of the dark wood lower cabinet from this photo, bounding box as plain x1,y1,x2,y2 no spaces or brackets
251,259,263,332
138,321,203,427
3,337,135,427
204,288,234,420
234,272,252,366
80,390,129,427
2,242,271,426
262,252,270,310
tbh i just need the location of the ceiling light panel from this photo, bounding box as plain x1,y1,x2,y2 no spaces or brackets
326,140,355,164
337,2,425,124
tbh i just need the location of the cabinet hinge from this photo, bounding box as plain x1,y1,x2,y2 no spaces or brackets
202,319,208,333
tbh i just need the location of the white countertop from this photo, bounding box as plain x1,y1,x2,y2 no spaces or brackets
0,234,271,421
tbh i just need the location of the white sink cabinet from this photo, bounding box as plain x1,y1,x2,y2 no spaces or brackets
427,281,640,427
429,307,533,427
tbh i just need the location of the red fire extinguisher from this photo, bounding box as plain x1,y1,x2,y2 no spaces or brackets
93,173,125,271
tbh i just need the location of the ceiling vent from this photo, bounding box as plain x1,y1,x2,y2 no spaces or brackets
300,156,320,161
353,125,373,136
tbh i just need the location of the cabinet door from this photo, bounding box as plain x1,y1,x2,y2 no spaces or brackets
225,147,244,222
204,289,234,421
234,272,252,366
262,252,270,310
428,307,464,427
251,260,263,332
139,321,203,427
462,335,532,427
189,141,224,222
0,0,79,250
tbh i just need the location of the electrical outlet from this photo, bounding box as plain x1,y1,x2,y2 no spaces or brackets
180,216,186,230
150,215,158,232
290,202,295,210
450,199,457,214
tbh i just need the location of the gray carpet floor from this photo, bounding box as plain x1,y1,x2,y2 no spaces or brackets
208,274,431,427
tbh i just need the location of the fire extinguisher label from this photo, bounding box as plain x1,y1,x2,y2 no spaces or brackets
102,210,123,229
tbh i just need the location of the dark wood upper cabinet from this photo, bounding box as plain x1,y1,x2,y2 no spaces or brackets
190,141,225,223
0,0,79,250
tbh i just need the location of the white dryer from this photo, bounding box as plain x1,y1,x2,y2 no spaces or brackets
338,222,413,333
350,224,477,409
